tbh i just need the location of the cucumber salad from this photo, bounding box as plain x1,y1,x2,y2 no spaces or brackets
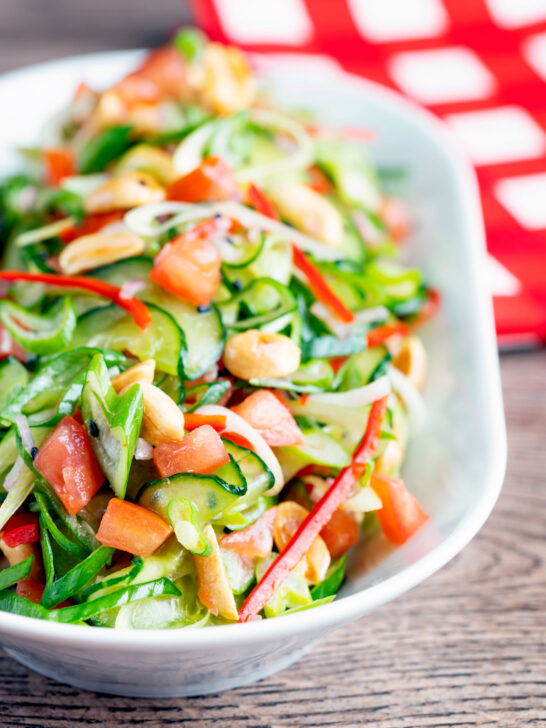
0,31,437,628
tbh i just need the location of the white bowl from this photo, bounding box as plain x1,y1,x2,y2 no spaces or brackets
0,50,506,698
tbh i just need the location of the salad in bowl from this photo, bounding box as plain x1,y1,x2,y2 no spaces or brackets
0,31,437,630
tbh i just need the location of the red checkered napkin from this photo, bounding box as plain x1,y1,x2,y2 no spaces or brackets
192,0,546,348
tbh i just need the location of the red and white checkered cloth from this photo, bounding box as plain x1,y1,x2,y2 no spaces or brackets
192,0,546,348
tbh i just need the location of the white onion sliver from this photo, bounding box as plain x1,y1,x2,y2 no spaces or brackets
3,457,29,493
386,364,426,433
306,375,391,408
125,200,341,261
196,404,284,496
119,279,146,301
235,109,313,184
345,485,382,513
310,302,390,339
14,415,34,455
135,438,154,461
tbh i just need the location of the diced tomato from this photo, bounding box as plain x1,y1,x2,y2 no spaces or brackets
43,148,76,187
168,157,238,203
371,474,429,545
366,322,408,348
220,508,277,560
1,511,40,549
132,46,189,100
231,390,304,447
16,579,70,608
149,226,221,307
60,211,125,243
34,415,105,516
320,508,360,559
153,425,230,478
96,498,172,557
221,431,255,452
182,413,226,432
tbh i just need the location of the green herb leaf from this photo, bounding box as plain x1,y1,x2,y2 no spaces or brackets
311,555,347,601
79,126,134,174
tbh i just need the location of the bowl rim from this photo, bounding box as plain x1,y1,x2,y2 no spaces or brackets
0,49,506,649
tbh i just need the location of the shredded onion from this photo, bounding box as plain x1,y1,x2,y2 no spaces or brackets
386,364,426,432
135,438,154,461
196,404,284,496
352,210,386,247
306,375,391,408
14,415,34,455
3,457,29,493
125,200,341,261
310,302,390,338
119,279,146,300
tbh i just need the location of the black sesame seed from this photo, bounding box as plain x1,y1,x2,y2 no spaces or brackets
197,305,210,313
30,446,38,460
225,237,235,245
232,279,243,291
89,420,99,437
214,212,222,219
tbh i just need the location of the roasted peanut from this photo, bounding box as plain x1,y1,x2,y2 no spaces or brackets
116,145,176,185
0,539,43,582
121,381,184,445
267,183,344,248
111,359,155,393
58,230,146,275
193,525,238,620
274,501,330,584
84,171,166,214
198,43,256,115
223,329,301,381
392,335,427,390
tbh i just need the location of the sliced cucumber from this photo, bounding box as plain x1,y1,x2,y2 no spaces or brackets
138,473,242,524
336,347,390,390
71,302,185,377
275,430,351,482
90,257,225,379
222,439,273,503
213,454,246,492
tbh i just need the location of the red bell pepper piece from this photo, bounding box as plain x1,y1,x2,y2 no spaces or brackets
43,148,76,187
238,394,389,621
1,511,40,548
0,271,152,330
247,183,354,324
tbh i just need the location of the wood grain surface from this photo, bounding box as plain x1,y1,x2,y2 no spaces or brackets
1,2,545,725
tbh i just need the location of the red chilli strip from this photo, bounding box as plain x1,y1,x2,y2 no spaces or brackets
0,271,152,330
409,288,441,332
183,413,226,432
248,183,354,324
366,322,409,348
238,394,389,622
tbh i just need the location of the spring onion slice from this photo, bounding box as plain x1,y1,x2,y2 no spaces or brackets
15,217,75,247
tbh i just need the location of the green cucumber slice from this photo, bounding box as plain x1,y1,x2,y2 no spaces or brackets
275,430,351,482
89,257,225,379
71,302,185,377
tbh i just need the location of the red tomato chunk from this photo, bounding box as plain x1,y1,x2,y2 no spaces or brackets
34,415,104,515
153,425,230,478
231,390,304,447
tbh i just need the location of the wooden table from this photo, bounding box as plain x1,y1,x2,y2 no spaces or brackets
1,2,545,725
